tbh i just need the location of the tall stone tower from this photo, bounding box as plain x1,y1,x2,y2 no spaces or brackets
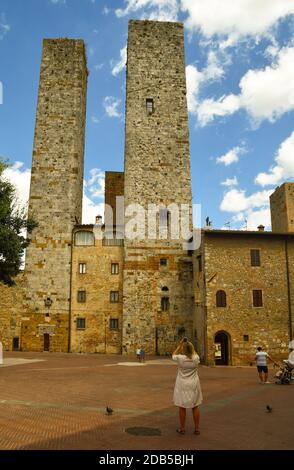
270,183,294,232
123,20,194,355
23,39,88,352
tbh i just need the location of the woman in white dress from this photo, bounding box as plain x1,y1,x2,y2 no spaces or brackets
172,337,202,435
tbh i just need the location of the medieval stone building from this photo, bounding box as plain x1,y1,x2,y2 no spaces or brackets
0,20,293,364
194,182,294,366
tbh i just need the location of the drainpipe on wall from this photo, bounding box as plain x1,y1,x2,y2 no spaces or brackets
203,237,208,365
68,229,74,353
285,237,293,341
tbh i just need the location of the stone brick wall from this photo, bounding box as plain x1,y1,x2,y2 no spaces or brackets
196,231,293,366
70,226,123,354
0,278,24,351
270,183,294,233
23,39,88,352
122,20,194,355
105,171,124,228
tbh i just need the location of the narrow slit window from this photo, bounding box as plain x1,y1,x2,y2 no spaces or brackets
251,249,261,266
79,263,86,274
146,98,154,115
110,291,119,303
253,289,263,307
111,263,119,275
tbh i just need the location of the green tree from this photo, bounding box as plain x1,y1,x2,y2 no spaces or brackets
0,159,37,285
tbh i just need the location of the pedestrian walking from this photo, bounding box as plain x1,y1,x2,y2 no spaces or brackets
255,346,274,383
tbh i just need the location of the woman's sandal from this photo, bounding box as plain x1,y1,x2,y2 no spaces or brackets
176,429,185,434
194,430,200,435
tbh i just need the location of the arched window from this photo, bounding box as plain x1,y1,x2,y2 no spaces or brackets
216,290,227,308
75,231,95,246
161,286,169,292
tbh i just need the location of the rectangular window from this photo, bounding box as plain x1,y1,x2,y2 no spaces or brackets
251,249,261,266
77,290,86,303
160,258,167,266
243,335,249,342
161,297,170,311
197,256,202,272
77,318,86,330
253,289,263,307
111,263,119,274
146,98,154,115
110,291,119,303
110,318,119,330
79,263,86,274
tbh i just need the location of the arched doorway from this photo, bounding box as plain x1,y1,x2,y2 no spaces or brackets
214,331,230,365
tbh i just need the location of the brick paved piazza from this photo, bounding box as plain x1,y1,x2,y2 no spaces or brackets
0,352,293,450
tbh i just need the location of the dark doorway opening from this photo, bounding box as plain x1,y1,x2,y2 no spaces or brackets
214,331,230,365
12,337,19,351
44,334,50,352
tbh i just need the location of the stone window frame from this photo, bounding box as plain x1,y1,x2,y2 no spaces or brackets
216,290,227,308
110,291,120,303
79,262,87,274
250,249,261,267
111,263,119,275
77,290,86,303
109,318,119,330
160,258,167,267
252,289,263,308
76,317,86,330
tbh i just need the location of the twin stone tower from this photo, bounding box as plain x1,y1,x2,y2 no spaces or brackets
24,20,194,355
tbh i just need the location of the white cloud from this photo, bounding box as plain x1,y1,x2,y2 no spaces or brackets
255,129,294,186
3,161,31,210
239,47,294,124
82,169,105,224
86,168,105,198
102,6,110,15
196,94,240,126
94,63,104,71
115,0,179,21
216,145,246,166
111,46,127,76
220,188,273,230
195,46,294,126
91,116,100,124
82,194,104,225
185,65,203,114
220,188,272,213
50,0,66,4
221,176,238,187
0,13,10,40
103,96,122,118
181,0,294,47
244,208,271,231
185,53,226,115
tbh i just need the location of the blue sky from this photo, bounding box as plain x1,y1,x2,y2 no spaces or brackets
1,0,294,229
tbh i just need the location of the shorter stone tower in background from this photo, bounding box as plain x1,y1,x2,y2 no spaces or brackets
270,183,294,232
